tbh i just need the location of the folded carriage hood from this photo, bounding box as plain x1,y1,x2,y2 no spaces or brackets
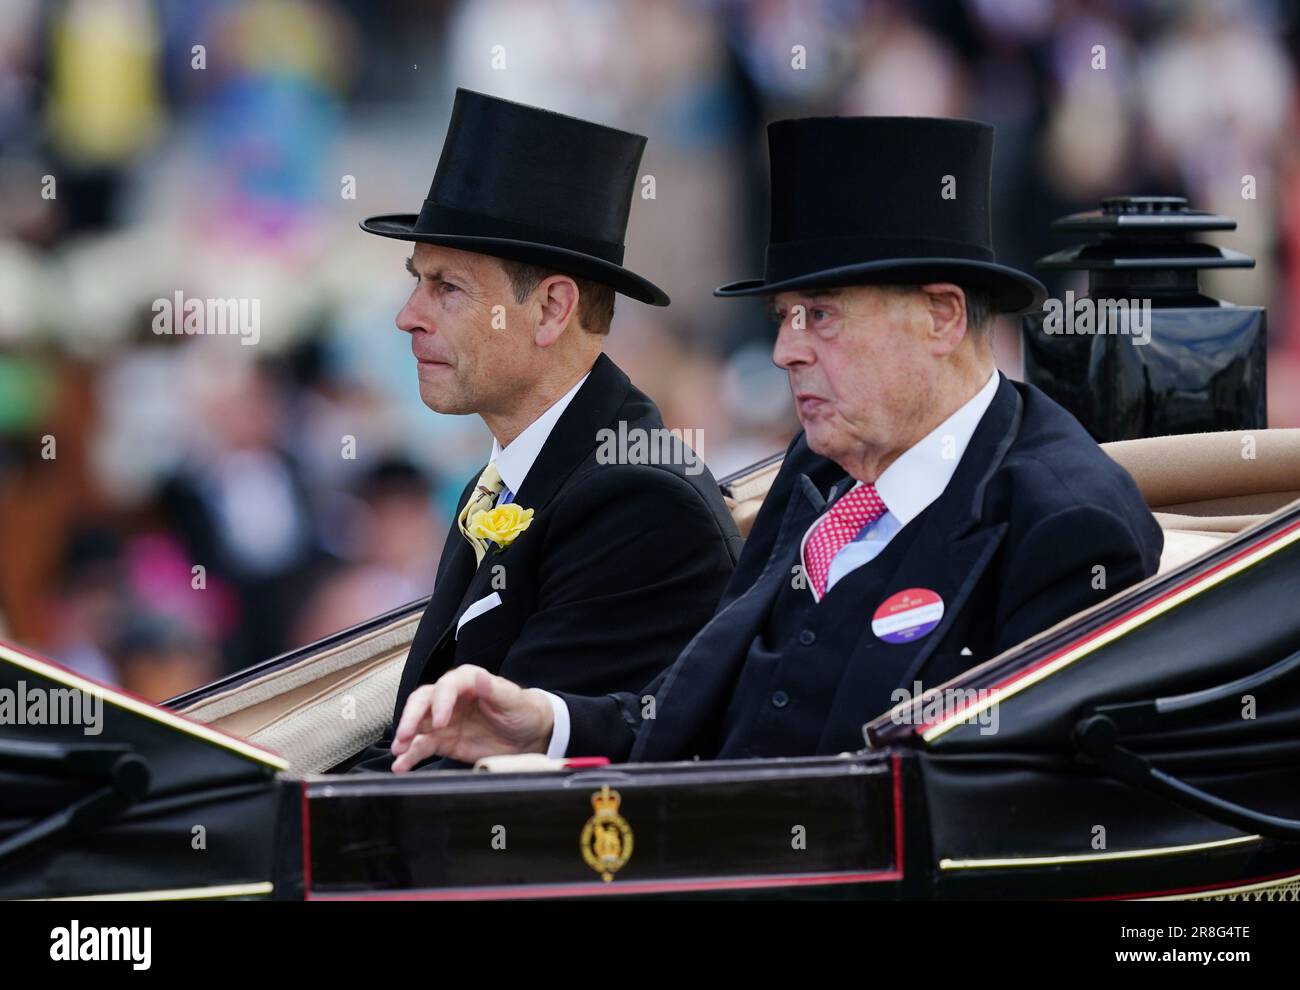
0,641,296,900
865,505,1300,894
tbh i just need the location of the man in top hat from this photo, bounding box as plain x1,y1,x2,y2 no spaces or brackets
347,89,741,772
385,115,1163,770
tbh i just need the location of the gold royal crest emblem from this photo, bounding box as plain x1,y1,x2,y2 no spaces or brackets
580,785,633,882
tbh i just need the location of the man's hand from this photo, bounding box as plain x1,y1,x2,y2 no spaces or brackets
390,664,554,772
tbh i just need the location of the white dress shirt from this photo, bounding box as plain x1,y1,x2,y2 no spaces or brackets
544,369,1000,758
489,371,590,501
479,370,589,757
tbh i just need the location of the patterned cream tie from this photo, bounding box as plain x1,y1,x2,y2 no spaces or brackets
457,461,505,565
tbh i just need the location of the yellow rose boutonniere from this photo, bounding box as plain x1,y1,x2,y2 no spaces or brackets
468,503,534,550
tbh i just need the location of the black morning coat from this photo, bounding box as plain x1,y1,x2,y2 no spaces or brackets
557,373,1166,763
349,353,743,771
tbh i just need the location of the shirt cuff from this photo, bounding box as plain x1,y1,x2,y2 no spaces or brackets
539,690,570,759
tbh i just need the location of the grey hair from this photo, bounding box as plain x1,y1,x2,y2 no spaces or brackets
962,285,995,337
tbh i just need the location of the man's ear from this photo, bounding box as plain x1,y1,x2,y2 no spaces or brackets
919,282,967,354
534,275,579,347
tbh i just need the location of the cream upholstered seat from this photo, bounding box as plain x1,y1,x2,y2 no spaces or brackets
179,607,421,773
1103,429,1300,573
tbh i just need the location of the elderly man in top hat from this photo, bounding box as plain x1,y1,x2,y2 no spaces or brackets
346,89,741,772
386,115,1163,770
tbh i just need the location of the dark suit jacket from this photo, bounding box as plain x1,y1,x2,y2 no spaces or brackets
559,374,1165,762
350,353,743,771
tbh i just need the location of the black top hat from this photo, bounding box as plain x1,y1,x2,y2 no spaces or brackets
715,116,1046,313
361,89,668,306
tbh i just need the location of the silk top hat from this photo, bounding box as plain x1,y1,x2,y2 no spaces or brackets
361,88,668,306
714,116,1046,313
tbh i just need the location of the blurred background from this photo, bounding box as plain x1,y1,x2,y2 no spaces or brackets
2,0,1299,700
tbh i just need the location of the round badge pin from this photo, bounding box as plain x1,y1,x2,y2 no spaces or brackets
872,587,944,644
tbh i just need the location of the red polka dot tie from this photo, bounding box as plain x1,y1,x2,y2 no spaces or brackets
803,483,888,599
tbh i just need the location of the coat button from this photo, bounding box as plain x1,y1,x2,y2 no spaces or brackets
772,690,789,708
799,629,816,646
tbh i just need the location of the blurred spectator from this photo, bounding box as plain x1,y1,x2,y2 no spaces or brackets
42,0,165,233
156,356,335,671
110,611,220,703
290,456,443,644
40,526,126,684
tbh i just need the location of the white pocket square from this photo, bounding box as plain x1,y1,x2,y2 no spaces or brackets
456,591,502,639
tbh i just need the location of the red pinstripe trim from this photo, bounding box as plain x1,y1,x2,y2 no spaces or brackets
1073,867,1300,901
918,517,1300,734
892,751,905,877
306,869,900,901
301,779,313,896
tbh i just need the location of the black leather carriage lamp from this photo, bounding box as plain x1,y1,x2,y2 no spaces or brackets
1022,195,1266,442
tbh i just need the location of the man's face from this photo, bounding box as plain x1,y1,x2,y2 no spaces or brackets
770,285,939,468
395,243,540,416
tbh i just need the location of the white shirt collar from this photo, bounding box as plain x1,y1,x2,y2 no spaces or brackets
871,369,1000,526
488,371,591,496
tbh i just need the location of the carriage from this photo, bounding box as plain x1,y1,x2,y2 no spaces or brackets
4,427,1300,901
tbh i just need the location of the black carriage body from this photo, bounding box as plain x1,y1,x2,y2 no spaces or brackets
303,755,906,900
1022,304,1267,443
0,642,301,901
1022,196,1268,443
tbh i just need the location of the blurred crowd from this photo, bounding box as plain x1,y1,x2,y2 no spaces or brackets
2,0,1299,699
